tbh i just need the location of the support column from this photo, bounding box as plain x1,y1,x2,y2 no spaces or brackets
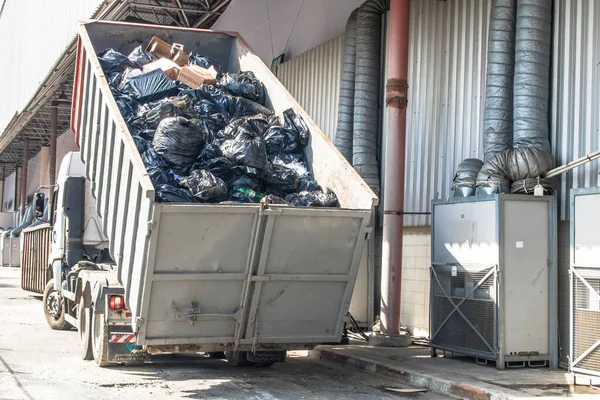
50,103,58,185
371,0,411,347
20,138,29,219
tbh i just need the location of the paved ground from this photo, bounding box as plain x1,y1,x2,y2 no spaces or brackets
0,267,448,400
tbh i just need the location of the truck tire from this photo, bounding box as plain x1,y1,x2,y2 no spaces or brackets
225,351,250,367
91,309,112,367
42,281,71,330
77,297,93,360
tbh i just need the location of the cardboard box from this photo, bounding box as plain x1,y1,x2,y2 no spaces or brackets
146,36,190,67
142,58,181,80
177,65,218,88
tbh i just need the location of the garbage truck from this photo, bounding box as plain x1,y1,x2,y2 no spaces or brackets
21,20,377,367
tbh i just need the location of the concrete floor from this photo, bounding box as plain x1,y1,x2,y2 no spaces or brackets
0,267,448,400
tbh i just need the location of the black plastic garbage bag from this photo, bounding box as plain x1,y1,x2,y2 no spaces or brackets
283,108,310,147
196,143,223,164
141,147,170,169
264,110,310,154
193,99,231,123
188,54,223,77
132,135,151,155
147,167,174,187
231,165,261,180
218,71,265,104
184,86,272,118
263,165,299,193
128,46,156,67
270,153,309,177
153,117,205,169
285,190,339,207
138,95,195,130
297,177,322,192
179,169,228,202
220,120,270,169
195,156,235,180
122,69,178,103
269,152,306,164
155,184,198,203
98,49,135,80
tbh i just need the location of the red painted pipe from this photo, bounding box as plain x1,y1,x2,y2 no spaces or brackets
380,0,410,335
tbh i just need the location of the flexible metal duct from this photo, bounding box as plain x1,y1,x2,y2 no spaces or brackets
353,0,386,194
333,10,358,163
513,0,552,150
483,0,516,160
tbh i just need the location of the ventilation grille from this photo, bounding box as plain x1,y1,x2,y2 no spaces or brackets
431,265,497,358
572,269,600,374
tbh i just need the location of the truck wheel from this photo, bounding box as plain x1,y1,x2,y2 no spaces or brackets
77,297,93,360
91,309,112,367
225,351,250,367
42,281,71,330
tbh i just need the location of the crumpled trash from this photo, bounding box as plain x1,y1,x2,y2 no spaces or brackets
298,177,322,192
183,86,273,118
270,153,309,177
128,46,156,67
285,190,339,207
147,167,174,187
153,116,205,169
132,135,151,155
98,49,136,80
141,147,170,169
138,95,195,131
263,194,288,205
230,175,260,192
155,184,198,203
122,69,178,103
188,54,223,77
264,109,310,154
220,118,270,169
263,165,299,193
195,156,235,180
218,71,265,105
230,187,264,203
179,169,228,202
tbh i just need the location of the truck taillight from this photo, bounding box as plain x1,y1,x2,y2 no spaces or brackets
109,295,125,310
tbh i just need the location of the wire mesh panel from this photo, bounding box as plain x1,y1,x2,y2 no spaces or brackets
572,268,600,375
431,264,497,359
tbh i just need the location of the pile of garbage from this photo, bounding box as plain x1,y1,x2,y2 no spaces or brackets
97,37,338,207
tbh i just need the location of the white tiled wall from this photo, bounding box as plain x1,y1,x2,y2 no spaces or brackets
400,226,432,338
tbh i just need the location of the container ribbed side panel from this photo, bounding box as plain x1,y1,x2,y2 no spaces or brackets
276,35,344,142
404,0,490,226
552,0,600,221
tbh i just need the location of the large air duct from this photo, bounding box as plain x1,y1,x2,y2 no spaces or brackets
333,10,358,163
352,0,386,195
513,0,552,151
483,0,516,161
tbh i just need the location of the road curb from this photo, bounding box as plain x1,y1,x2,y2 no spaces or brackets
311,347,515,400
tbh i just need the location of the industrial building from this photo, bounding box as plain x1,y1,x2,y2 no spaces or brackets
0,0,598,373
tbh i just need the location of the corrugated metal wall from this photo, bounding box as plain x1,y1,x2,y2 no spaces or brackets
0,0,103,136
276,35,344,141
552,0,600,221
404,0,490,226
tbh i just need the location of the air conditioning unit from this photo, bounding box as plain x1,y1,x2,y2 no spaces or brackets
570,189,600,378
430,195,557,369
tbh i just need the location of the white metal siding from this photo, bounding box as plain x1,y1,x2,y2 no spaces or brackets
0,0,103,136
404,0,490,226
276,35,344,141
552,0,600,221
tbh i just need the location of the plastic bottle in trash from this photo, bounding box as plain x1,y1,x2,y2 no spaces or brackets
238,188,263,202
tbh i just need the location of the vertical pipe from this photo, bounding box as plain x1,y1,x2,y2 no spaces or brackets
50,104,58,185
20,138,29,219
380,0,410,335
0,166,5,211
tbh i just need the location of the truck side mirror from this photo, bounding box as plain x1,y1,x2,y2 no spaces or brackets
34,192,45,219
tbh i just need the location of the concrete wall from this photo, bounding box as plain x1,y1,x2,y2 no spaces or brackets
399,227,432,338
